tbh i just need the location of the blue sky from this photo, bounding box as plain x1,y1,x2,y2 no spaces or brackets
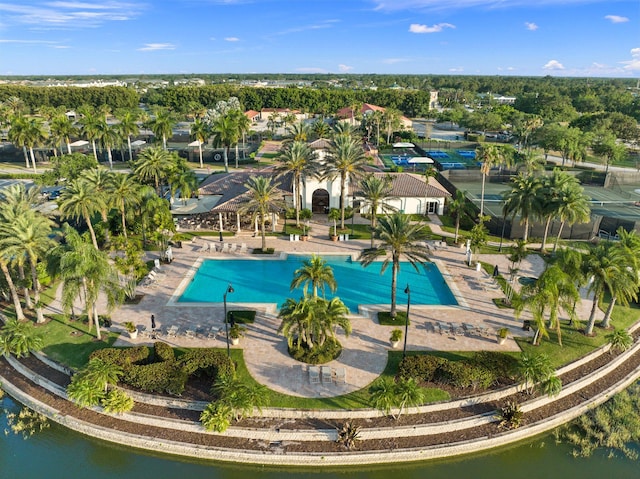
0,0,638,77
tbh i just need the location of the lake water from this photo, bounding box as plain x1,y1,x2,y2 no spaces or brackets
2,395,638,479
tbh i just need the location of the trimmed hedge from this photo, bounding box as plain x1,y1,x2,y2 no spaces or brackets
398,355,446,382
154,341,175,362
90,346,149,366
177,349,234,378
123,361,188,396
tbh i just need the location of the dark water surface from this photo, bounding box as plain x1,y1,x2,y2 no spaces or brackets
2,396,638,479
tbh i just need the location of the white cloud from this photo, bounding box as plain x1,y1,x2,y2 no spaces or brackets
224,37,240,42
604,15,629,23
373,1,622,12
0,1,145,28
620,47,640,72
543,59,565,70
338,64,353,72
409,23,455,33
449,67,464,72
137,43,176,52
525,22,538,31
381,57,410,64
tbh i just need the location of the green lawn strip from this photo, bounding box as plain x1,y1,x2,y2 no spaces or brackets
38,315,119,370
377,311,409,326
514,301,640,370
225,310,256,324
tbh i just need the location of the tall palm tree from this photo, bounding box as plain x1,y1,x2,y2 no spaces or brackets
447,189,468,243
211,113,239,173
239,175,284,251
382,108,401,144
552,182,591,252
286,122,312,143
273,141,319,227
537,169,574,252
290,255,337,298
503,174,543,242
359,174,395,248
0,212,54,323
107,174,140,238
7,115,32,169
600,228,640,329
324,135,368,229
21,118,48,174
312,119,331,140
170,168,198,206
148,109,174,150
189,118,209,168
476,144,501,216
100,123,121,169
58,177,106,250
78,109,103,162
49,114,77,155
360,213,430,318
229,109,251,167
133,146,174,195
115,109,140,162
83,168,115,242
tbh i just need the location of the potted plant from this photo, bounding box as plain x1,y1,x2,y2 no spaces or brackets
390,329,403,348
497,327,509,345
328,208,340,241
300,208,312,241
229,323,247,345
123,321,138,339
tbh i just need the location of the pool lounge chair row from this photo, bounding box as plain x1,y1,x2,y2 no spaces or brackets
199,242,248,254
428,321,492,337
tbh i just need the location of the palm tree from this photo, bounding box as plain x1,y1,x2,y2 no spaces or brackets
229,109,251,167
583,242,628,336
0,319,43,358
447,189,468,243
553,181,591,252
324,135,368,229
312,119,331,140
382,108,401,144
147,109,174,150
49,114,77,155
502,174,543,242
360,213,430,318
108,174,140,238
133,146,174,194
58,177,106,250
16,118,48,174
99,123,121,169
83,168,115,242
7,115,32,169
286,122,311,143
476,144,502,216
115,109,140,162
170,168,198,206
239,175,284,251
290,254,337,298
189,118,209,168
211,113,239,173
600,228,640,329
78,109,103,162
537,169,574,252
0,212,54,323
273,141,319,227
359,174,394,248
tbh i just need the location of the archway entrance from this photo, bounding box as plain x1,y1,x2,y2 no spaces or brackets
311,189,330,213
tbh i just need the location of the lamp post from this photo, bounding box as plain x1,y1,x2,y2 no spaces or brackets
351,197,355,236
403,284,410,360
223,284,234,358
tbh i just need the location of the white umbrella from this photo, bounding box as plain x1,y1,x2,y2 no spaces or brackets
69,140,89,147
188,140,202,147
131,140,146,147
392,142,415,148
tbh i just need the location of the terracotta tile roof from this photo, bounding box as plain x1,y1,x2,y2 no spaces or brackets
350,173,450,199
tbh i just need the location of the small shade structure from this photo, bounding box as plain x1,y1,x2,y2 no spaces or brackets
392,142,415,148
69,140,89,147
407,157,434,164
188,140,203,147
131,140,146,147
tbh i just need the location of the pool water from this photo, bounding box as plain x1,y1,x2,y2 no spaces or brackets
178,255,457,311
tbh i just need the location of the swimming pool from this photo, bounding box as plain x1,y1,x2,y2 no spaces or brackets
177,255,457,311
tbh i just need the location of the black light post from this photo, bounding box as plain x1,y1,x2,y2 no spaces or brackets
351,197,355,236
403,284,410,359
223,284,234,358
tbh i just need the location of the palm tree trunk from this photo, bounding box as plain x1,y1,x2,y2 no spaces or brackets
223,147,229,173
30,260,44,323
120,205,128,238
523,218,530,242
93,302,102,340
235,144,239,169
553,220,566,253
540,217,552,252
66,140,72,155
18,265,32,309
127,136,133,161
107,147,113,169
295,176,301,227
92,140,98,161
198,144,203,168
85,214,100,250
480,173,486,216
340,174,346,230
22,146,30,168
29,147,37,174
585,296,599,335
390,258,398,318
162,134,167,151
260,214,267,251
0,260,26,321
455,215,460,243
601,296,616,329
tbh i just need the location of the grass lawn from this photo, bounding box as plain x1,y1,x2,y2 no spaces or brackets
515,301,640,369
38,315,119,370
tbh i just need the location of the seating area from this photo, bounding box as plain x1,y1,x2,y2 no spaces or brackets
199,242,248,254
308,366,347,385
430,320,492,338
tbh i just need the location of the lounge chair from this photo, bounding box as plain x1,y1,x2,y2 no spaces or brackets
334,367,346,383
309,366,320,384
238,243,247,254
321,366,332,384
221,243,231,253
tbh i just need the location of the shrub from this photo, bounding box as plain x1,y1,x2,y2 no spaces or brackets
472,351,518,384
436,360,496,391
496,400,523,429
200,401,233,433
288,337,342,364
176,349,234,379
398,355,446,382
153,341,175,362
122,361,188,396
101,389,134,414
90,346,149,366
